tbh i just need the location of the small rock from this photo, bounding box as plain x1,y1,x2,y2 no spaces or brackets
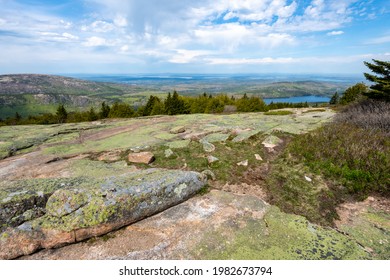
304,176,312,182
128,152,155,164
201,169,216,180
164,149,174,158
255,154,263,161
237,160,248,167
170,126,186,134
200,140,215,152
262,135,283,149
207,155,219,164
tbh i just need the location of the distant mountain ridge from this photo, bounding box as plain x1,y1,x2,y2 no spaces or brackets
0,74,124,95
0,73,353,119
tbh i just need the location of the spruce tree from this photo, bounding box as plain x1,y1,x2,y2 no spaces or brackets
364,59,390,101
329,92,340,105
99,102,110,119
87,107,98,121
164,92,173,115
56,104,68,123
340,83,367,105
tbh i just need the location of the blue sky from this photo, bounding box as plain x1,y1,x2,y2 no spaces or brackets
0,0,389,74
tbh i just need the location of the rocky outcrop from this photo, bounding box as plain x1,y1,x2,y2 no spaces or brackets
0,169,206,259
20,190,371,260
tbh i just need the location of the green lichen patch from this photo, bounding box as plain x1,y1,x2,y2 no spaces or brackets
0,177,89,231
70,159,130,178
338,209,390,259
201,133,230,143
193,206,369,260
0,177,87,204
232,129,262,142
165,139,191,149
46,189,89,218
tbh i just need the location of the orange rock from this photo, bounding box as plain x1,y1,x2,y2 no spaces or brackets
127,152,155,164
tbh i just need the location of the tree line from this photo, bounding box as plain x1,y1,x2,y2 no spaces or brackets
0,91,312,126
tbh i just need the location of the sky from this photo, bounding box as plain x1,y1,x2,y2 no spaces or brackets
0,0,389,74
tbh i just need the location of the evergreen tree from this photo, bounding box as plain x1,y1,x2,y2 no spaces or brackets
87,107,98,121
329,92,340,105
164,92,173,115
56,104,68,123
150,99,165,115
143,95,160,116
15,112,22,122
108,102,134,118
99,102,110,119
340,83,367,105
364,59,390,101
205,98,224,113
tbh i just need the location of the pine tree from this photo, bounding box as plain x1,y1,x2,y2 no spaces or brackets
143,95,160,116
56,104,68,123
340,83,367,105
364,59,390,101
164,92,173,115
99,102,110,119
329,92,340,105
108,102,134,118
87,107,98,121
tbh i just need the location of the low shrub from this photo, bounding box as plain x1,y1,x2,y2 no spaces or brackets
264,110,293,116
287,122,389,196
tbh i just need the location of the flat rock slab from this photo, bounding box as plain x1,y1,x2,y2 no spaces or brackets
0,169,206,260
201,133,230,143
20,190,369,260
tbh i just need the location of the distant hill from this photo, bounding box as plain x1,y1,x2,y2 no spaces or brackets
0,74,125,96
0,73,353,119
0,74,127,118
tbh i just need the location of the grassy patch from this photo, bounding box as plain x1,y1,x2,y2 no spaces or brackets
287,123,389,197
303,109,327,113
266,161,341,226
264,110,293,116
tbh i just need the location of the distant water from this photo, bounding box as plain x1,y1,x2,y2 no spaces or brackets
264,95,330,104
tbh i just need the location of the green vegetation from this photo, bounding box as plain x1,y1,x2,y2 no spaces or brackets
151,135,267,183
364,59,390,101
264,110,293,115
329,92,340,105
286,117,389,197
339,83,367,105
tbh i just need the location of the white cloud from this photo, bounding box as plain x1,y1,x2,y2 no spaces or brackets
366,35,390,44
207,57,298,65
169,49,211,64
327,30,344,36
83,36,107,47
114,15,128,27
